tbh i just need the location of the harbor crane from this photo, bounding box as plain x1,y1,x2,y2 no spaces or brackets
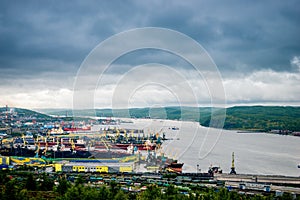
230,152,237,174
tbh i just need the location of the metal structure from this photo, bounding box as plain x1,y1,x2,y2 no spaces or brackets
230,152,237,174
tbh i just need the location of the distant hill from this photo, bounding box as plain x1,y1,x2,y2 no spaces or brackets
38,106,300,132
38,107,216,121
201,106,300,132
0,107,52,119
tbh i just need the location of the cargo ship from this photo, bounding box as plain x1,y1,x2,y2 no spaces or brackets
63,126,91,132
93,143,156,151
0,131,169,164
114,143,156,151
59,122,92,133
98,133,160,151
0,137,133,159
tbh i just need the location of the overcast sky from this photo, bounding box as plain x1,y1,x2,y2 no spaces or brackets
0,0,300,109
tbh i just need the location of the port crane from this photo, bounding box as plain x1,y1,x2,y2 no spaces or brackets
230,152,237,174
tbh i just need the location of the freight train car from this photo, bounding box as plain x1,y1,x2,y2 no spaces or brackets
0,156,10,165
72,165,109,173
53,162,131,173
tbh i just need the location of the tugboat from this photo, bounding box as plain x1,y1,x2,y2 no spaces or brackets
208,165,223,175
164,160,184,173
144,152,184,173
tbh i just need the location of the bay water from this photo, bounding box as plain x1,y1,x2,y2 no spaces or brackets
97,118,300,176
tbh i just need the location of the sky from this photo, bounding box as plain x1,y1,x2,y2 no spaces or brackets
0,0,300,109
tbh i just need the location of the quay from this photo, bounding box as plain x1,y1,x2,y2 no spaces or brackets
215,173,300,194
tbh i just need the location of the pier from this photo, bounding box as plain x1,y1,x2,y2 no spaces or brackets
215,173,300,194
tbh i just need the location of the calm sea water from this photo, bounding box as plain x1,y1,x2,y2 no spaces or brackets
98,119,300,176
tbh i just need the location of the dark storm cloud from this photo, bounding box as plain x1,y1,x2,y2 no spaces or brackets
0,0,140,78
141,0,300,73
1,0,299,78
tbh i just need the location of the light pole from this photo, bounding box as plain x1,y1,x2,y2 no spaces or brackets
196,164,199,174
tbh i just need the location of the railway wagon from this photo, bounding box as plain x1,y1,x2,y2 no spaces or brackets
0,156,10,165
62,165,73,173
53,161,133,173
73,165,86,173
55,163,109,173
81,166,109,173
119,166,133,173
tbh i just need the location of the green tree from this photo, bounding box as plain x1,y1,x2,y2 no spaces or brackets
97,186,111,200
165,185,178,196
0,172,10,185
17,189,29,200
56,176,70,196
25,173,37,191
138,184,161,200
75,175,85,186
2,179,17,200
59,185,83,200
59,185,100,200
109,180,119,198
276,192,295,200
114,190,128,200
39,173,54,191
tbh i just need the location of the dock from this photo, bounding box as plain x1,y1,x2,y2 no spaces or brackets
215,173,300,194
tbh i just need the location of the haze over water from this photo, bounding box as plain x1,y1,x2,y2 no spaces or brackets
112,119,300,177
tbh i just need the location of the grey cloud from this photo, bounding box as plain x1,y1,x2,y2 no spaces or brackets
0,0,300,108
1,0,300,74
141,0,300,73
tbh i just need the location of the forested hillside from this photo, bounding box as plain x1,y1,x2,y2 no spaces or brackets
39,106,300,133
201,106,300,132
